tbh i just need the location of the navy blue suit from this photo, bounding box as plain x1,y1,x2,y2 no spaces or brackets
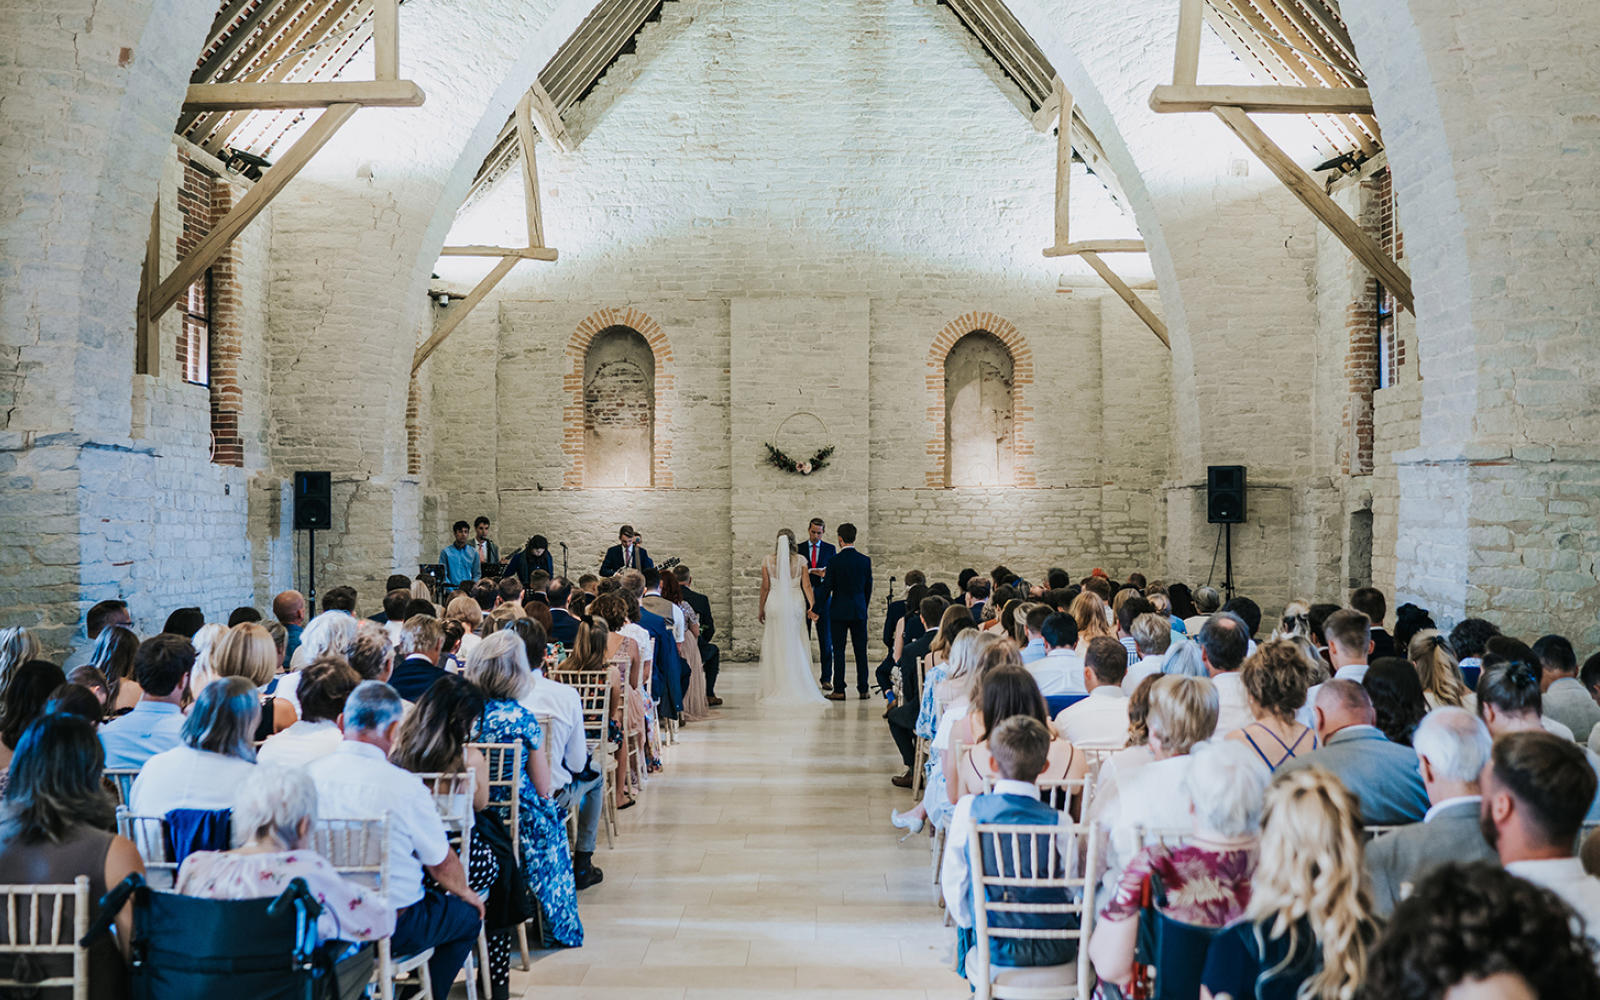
639,608,684,716
547,607,580,648
823,545,873,693
799,539,836,678
389,655,451,703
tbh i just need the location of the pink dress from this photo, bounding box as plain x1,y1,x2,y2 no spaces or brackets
176,849,394,943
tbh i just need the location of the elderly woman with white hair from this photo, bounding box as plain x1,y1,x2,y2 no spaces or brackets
176,765,393,943
467,630,583,948
272,610,362,716
1088,739,1269,992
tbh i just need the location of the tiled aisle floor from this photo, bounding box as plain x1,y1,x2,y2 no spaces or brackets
509,661,963,999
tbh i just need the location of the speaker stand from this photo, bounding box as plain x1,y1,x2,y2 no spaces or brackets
1222,522,1236,601
305,527,318,616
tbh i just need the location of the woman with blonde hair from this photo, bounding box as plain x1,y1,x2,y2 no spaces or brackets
443,595,484,661
1200,768,1377,1000
1071,590,1116,653
1408,629,1475,711
209,623,298,738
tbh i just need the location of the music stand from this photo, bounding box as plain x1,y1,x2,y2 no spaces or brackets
481,561,504,580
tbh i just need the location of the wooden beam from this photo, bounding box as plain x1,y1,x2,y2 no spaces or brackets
1211,105,1414,312
135,200,161,377
150,103,360,322
524,80,571,154
1150,84,1373,114
438,245,560,261
182,80,424,111
412,256,520,373
1172,0,1204,85
1044,239,1147,257
1052,78,1072,249
372,0,399,80
514,94,546,248
1079,251,1170,348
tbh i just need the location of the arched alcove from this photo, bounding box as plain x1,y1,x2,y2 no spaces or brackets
944,331,1017,487
583,325,656,487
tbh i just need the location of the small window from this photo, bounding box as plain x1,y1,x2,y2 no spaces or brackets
179,269,211,387
1376,279,1396,389
944,330,1016,487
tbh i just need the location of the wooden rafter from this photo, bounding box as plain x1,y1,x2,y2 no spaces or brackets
1040,79,1168,348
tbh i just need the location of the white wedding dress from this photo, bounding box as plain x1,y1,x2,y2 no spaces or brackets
758,540,828,706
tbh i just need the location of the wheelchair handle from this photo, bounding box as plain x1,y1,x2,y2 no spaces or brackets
80,873,145,948
266,877,324,920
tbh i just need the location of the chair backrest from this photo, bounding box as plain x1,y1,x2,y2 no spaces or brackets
468,741,524,859
967,820,1098,999
312,816,389,894
115,808,177,888
104,769,138,807
0,876,91,999
414,769,476,835
555,671,612,751
1079,746,1118,787
978,775,1094,821
1131,824,1190,850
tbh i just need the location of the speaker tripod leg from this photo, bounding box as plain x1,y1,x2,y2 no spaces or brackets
1223,522,1234,601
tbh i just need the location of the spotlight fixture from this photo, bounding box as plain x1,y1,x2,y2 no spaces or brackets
223,147,273,181
435,292,451,307
1313,151,1362,175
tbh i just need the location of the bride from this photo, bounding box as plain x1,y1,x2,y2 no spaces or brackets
758,529,829,706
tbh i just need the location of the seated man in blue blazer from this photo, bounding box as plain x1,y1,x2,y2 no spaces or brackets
618,569,682,717
546,577,581,649
1279,679,1429,825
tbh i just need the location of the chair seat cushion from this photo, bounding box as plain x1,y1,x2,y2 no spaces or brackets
964,947,1079,987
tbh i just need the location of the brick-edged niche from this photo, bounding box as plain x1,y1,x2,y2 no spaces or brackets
924,312,1035,488
562,308,674,488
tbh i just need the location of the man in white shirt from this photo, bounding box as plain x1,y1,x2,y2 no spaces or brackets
1298,608,1373,729
99,634,191,770
258,656,360,768
517,624,606,889
308,682,483,997
1198,612,1254,736
1029,613,1086,697
1123,612,1171,695
1019,605,1049,664
1055,636,1131,747
1482,728,1600,967
378,589,409,646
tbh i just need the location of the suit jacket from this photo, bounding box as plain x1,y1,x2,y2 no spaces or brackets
547,607,580,648
1369,627,1396,660
639,608,684,715
1278,725,1430,825
1365,799,1496,916
681,586,715,644
600,543,653,577
824,547,872,621
1544,677,1600,745
476,539,500,567
641,594,677,629
799,539,835,605
882,599,907,648
389,655,450,703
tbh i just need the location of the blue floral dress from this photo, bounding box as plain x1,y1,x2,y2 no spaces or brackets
477,698,583,947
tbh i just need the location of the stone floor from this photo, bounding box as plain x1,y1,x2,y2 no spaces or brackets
503,661,962,999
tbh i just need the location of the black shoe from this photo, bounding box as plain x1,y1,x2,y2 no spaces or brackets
575,865,604,890
859,690,869,699
707,696,723,707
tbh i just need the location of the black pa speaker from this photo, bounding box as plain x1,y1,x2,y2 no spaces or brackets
1207,465,1247,524
293,471,332,530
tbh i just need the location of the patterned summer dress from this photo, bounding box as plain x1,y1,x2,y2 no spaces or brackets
477,699,584,948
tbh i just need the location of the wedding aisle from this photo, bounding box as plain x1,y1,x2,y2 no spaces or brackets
512,661,961,999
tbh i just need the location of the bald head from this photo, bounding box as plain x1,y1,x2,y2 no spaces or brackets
1313,678,1374,740
272,590,307,626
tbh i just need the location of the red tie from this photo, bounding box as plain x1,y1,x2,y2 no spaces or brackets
810,544,817,569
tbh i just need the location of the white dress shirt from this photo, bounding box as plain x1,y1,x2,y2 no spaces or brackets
1299,663,1371,728
1210,671,1254,737
518,669,588,790
1054,687,1130,748
1507,857,1600,966
307,741,451,910
1029,649,1087,697
129,745,256,815
1123,655,1164,696
940,779,1071,928
257,719,343,769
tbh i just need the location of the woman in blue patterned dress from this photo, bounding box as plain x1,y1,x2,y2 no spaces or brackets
465,630,583,948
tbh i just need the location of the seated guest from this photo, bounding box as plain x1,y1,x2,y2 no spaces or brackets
546,577,581,649
1200,768,1377,1000
1160,637,1208,679
886,595,949,788
1103,675,1218,883
64,599,133,671
1018,604,1049,664
347,621,396,683
941,716,1076,978
1350,586,1395,658
1089,740,1266,993
258,655,361,768
1114,595,1155,667
466,632,583,947
1365,707,1496,916
1070,591,1115,655
509,619,604,890
1480,729,1600,959
129,676,258,815
308,682,483,996
273,590,307,670
87,624,142,715
0,660,67,779
1220,596,1261,645
227,607,260,627
208,623,297,738
1535,634,1600,744
443,596,484,663
1279,680,1428,825
1363,656,1429,746
1123,612,1171,694
370,575,413,624
99,634,191,769
1365,861,1600,999
1198,612,1253,735
1297,608,1374,730
1029,613,1084,697
389,615,450,702
378,589,411,644
1226,640,1317,770
1408,629,1475,711
1053,636,1130,747
50,682,106,724
1183,585,1220,635
176,765,393,943
675,565,722,706
1448,616,1499,674
278,610,360,714
0,714,146,994
320,586,358,615
1478,660,1600,821
1088,675,1159,823
893,630,997,835
955,662,1088,802
879,584,931,695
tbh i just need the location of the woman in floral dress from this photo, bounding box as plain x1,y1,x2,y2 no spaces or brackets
465,631,583,948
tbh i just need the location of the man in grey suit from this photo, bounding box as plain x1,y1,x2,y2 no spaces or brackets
1366,707,1497,915
1280,679,1429,825
1536,634,1600,744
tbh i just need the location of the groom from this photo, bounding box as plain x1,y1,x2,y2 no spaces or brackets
822,523,872,700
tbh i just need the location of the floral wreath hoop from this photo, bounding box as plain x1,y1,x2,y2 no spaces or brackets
763,442,834,476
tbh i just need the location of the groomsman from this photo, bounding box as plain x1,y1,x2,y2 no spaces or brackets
800,518,835,686
824,523,872,699
600,524,654,577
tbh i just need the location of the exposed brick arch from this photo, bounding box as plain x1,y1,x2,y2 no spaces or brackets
925,312,1035,488
563,307,674,488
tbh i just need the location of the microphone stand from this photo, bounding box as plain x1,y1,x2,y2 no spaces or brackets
886,575,896,609
560,541,568,579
